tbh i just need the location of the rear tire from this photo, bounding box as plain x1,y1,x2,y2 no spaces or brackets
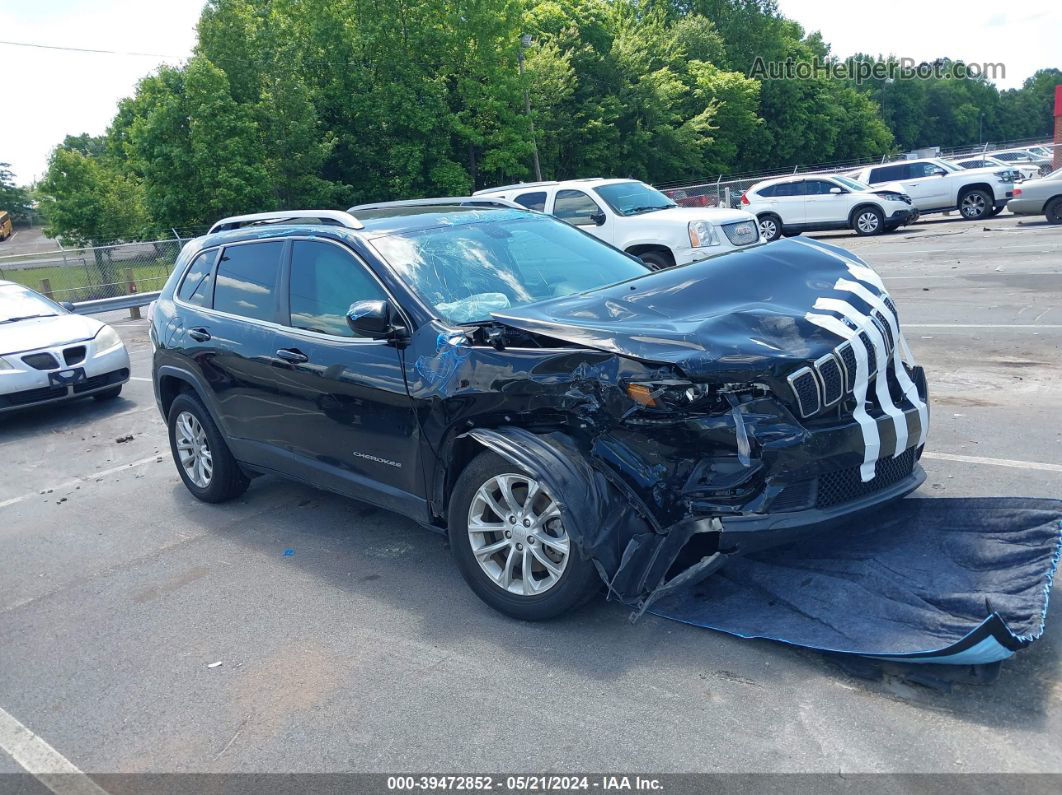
448,451,601,621
757,214,782,242
1045,197,1062,225
853,207,884,236
93,385,122,401
167,393,249,503
958,189,992,220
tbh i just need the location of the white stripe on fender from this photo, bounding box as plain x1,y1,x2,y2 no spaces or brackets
804,312,879,481
834,278,929,449
790,237,887,292
814,296,908,469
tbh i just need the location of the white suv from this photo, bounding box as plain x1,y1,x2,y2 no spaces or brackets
852,158,1015,220
742,174,914,241
473,178,760,269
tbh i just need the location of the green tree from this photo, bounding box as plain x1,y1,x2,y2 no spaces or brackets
0,163,33,225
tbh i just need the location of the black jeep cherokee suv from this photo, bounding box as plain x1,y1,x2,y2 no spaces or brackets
151,204,929,620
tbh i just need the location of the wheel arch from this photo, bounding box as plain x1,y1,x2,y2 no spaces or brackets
624,243,675,267
847,202,884,227
156,365,229,435
957,182,995,202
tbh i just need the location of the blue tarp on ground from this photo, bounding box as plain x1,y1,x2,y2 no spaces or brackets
650,498,1062,664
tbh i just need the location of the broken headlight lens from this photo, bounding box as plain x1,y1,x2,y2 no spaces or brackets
625,380,769,412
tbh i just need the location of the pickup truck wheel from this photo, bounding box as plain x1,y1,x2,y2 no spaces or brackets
1045,197,1062,224
959,189,991,220
986,205,1004,217
853,207,884,236
449,451,600,621
638,250,673,270
757,214,782,242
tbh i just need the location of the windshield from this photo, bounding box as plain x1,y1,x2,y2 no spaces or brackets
834,175,872,191
592,181,676,216
931,158,960,173
0,284,62,324
371,212,650,324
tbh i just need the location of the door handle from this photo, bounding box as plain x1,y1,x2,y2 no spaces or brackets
188,327,211,342
275,348,309,364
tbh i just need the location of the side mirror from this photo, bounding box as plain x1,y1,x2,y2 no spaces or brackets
932,168,947,177
60,301,76,312
589,211,606,226
829,187,843,194
346,299,406,342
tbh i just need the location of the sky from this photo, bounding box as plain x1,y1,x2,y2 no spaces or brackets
1,0,1060,186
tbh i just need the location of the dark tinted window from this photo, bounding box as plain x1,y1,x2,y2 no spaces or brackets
288,241,387,337
177,250,218,307
213,241,284,322
755,184,777,197
908,161,943,178
868,164,908,183
513,191,547,211
773,181,804,197
553,190,602,225
804,180,837,195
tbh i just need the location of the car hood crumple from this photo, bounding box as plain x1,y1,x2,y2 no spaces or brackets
490,238,879,381
0,313,103,356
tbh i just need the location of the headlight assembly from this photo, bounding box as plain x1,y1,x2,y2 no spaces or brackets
94,324,123,353
688,220,718,248
624,379,769,413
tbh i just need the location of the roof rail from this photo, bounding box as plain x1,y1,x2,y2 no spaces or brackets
472,180,558,195
207,210,364,235
348,196,525,212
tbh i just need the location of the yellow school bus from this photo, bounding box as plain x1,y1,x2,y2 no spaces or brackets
0,211,12,241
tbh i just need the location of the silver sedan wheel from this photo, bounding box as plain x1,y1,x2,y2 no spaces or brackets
467,473,570,597
856,211,880,233
758,217,778,240
960,192,987,218
175,410,213,488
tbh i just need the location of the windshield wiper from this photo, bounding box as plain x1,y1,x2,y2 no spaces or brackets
0,314,57,324
625,205,674,215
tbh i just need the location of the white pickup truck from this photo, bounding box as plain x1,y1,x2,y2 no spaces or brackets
851,158,1015,221
473,178,761,269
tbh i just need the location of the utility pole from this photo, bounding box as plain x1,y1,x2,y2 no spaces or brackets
518,34,543,182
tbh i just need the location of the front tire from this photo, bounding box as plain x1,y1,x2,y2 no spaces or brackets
448,451,600,620
853,207,884,236
637,250,673,270
757,214,782,242
959,189,992,220
1045,197,1062,225
167,393,249,503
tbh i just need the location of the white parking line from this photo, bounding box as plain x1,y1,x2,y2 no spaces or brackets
129,376,152,382
887,271,1062,280
0,455,163,510
904,324,1062,329
0,706,108,795
922,451,1062,473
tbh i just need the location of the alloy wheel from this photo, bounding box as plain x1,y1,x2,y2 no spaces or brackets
174,410,213,488
467,473,570,596
856,211,880,233
961,192,987,218
759,218,778,240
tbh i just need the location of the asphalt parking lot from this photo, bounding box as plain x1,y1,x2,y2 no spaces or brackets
0,213,1060,781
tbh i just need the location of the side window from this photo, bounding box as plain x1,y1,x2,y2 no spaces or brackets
288,240,388,338
909,162,940,178
553,190,602,225
755,184,777,198
805,180,835,195
177,250,218,307
513,191,547,211
212,241,284,322
773,181,798,197
868,164,908,183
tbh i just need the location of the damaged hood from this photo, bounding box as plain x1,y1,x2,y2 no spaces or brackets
490,238,880,380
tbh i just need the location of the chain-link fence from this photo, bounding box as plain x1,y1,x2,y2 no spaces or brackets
0,237,187,303
660,137,1057,209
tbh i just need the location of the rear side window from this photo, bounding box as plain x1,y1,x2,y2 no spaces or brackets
773,181,803,197
755,184,777,198
288,241,387,337
553,190,602,225
513,191,547,211
177,250,218,307
868,164,908,183
213,241,284,322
